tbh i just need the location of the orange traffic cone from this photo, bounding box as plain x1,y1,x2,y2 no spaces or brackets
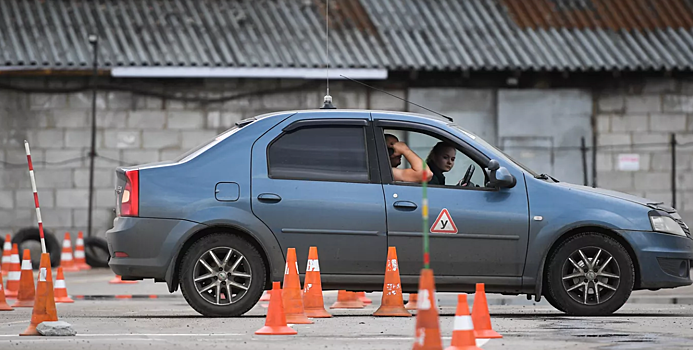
1,234,11,276
259,291,271,308
73,231,90,270
255,281,297,335
60,233,79,272
109,275,137,284
373,247,411,317
445,294,483,350
54,267,74,303
357,292,372,305
405,293,419,310
412,268,442,350
5,244,20,298
20,253,58,336
303,246,331,318
13,249,35,308
0,272,13,311
471,283,502,339
282,248,312,324
330,290,365,309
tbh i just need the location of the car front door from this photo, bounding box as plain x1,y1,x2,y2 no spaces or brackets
251,112,387,276
373,117,529,283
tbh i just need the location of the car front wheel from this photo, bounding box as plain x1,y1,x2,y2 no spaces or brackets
179,233,266,317
545,232,634,316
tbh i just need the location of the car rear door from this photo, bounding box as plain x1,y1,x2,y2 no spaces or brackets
250,112,387,276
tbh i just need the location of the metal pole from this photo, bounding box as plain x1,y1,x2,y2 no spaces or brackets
581,136,588,186
591,133,597,188
88,34,98,238
672,133,677,209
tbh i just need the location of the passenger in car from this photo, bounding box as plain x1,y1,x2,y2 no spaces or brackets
384,134,433,183
426,142,456,185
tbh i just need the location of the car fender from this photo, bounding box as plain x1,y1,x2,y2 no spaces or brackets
525,208,638,301
164,206,284,292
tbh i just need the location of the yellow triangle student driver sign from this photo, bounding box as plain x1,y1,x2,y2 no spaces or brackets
430,208,458,234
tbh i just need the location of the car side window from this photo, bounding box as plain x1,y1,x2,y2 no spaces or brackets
383,128,489,189
268,126,370,182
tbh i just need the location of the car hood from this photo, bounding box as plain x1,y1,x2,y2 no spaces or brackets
555,182,670,210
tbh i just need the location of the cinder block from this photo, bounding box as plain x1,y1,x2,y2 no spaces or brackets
65,129,95,148
97,111,128,128
0,209,35,228
30,93,67,110
597,114,611,133
596,153,613,171
96,189,115,208
44,150,85,170
160,149,183,161
35,169,73,189
30,129,65,148
181,131,217,149
596,171,634,191
598,94,624,112
632,133,671,149
663,95,693,113
72,208,114,229
122,150,160,164
0,168,30,189
643,191,673,207
634,172,670,191
93,149,122,168
168,111,205,129
104,130,141,149
643,78,679,94
625,95,661,113
0,190,14,209
649,113,686,132
598,133,631,147
68,92,106,110
56,189,90,208
165,99,185,110
54,110,89,128
73,169,114,188
40,208,73,228
370,88,407,111
611,115,649,132
129,111,166,129
142,130,181,149
107,92,133,110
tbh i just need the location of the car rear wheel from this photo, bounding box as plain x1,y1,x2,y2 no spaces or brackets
545,232,634,316
179,233,266,317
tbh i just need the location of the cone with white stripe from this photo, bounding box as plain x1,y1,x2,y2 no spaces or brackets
0,271,13,311
53,267,74,303
411,268,442,350
60,232,79,272
1,234,11,276
303,246,331,318
444,294,483,350
13,249,35,307
20,253,58,336
74,231,90,270
5,244,20,298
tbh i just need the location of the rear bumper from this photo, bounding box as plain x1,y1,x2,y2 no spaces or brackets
106,216,198,280
619,230,693,290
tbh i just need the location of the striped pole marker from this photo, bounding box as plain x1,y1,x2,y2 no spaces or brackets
24,140,46,254
421,159,429,268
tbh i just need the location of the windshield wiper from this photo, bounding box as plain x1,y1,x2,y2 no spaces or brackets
535,173,559,182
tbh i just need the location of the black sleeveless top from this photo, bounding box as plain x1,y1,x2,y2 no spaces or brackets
427,161,446,185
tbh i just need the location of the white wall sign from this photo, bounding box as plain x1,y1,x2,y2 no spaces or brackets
618,154,640,171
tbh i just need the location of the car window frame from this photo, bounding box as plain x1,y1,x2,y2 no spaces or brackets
265,119,380,184
372,119,498,192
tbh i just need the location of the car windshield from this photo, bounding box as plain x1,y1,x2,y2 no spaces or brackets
450,124,539,177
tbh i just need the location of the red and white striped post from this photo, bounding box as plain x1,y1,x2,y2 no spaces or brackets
24,140,46,254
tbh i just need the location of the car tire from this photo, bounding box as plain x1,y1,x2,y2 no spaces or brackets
179,233,266,317
12,227,61,269
545,232,634,316
84,236,111,268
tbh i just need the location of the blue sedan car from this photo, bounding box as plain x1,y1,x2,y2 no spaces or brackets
106,109,693,317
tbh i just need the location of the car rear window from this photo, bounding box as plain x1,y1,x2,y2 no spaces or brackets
268,126,369,182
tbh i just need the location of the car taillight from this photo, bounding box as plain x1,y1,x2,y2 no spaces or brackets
121,170,139,217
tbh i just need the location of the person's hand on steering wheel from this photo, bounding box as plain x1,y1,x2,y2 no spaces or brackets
457,164,475,187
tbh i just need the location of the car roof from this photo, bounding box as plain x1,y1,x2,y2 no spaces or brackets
244,108,452,125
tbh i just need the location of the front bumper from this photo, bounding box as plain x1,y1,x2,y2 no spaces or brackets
619,230,693,289
106,216,199,280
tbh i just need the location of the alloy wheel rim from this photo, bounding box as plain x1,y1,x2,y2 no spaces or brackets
193,246,252,306
561,246,620,306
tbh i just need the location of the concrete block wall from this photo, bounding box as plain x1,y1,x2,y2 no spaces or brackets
0,77,380,240
595,78,693,223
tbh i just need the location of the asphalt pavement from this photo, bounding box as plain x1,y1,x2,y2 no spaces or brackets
1,268,693,349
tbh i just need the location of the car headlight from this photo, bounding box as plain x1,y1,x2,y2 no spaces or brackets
650,215,687,237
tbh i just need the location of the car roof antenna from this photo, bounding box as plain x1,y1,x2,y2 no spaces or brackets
339,75,453,122
320,0,336,109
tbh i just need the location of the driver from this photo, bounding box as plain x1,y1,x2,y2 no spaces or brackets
385,134,433,183
426,142,456,185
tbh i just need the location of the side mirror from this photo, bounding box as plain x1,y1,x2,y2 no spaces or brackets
487,159,516,188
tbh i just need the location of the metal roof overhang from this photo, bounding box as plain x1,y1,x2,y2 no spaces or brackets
110,67,388,79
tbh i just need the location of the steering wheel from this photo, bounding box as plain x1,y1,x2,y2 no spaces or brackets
457,164,475,187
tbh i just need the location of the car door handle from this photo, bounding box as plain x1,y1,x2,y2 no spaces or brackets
257,193,282,203
393,201,417,209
